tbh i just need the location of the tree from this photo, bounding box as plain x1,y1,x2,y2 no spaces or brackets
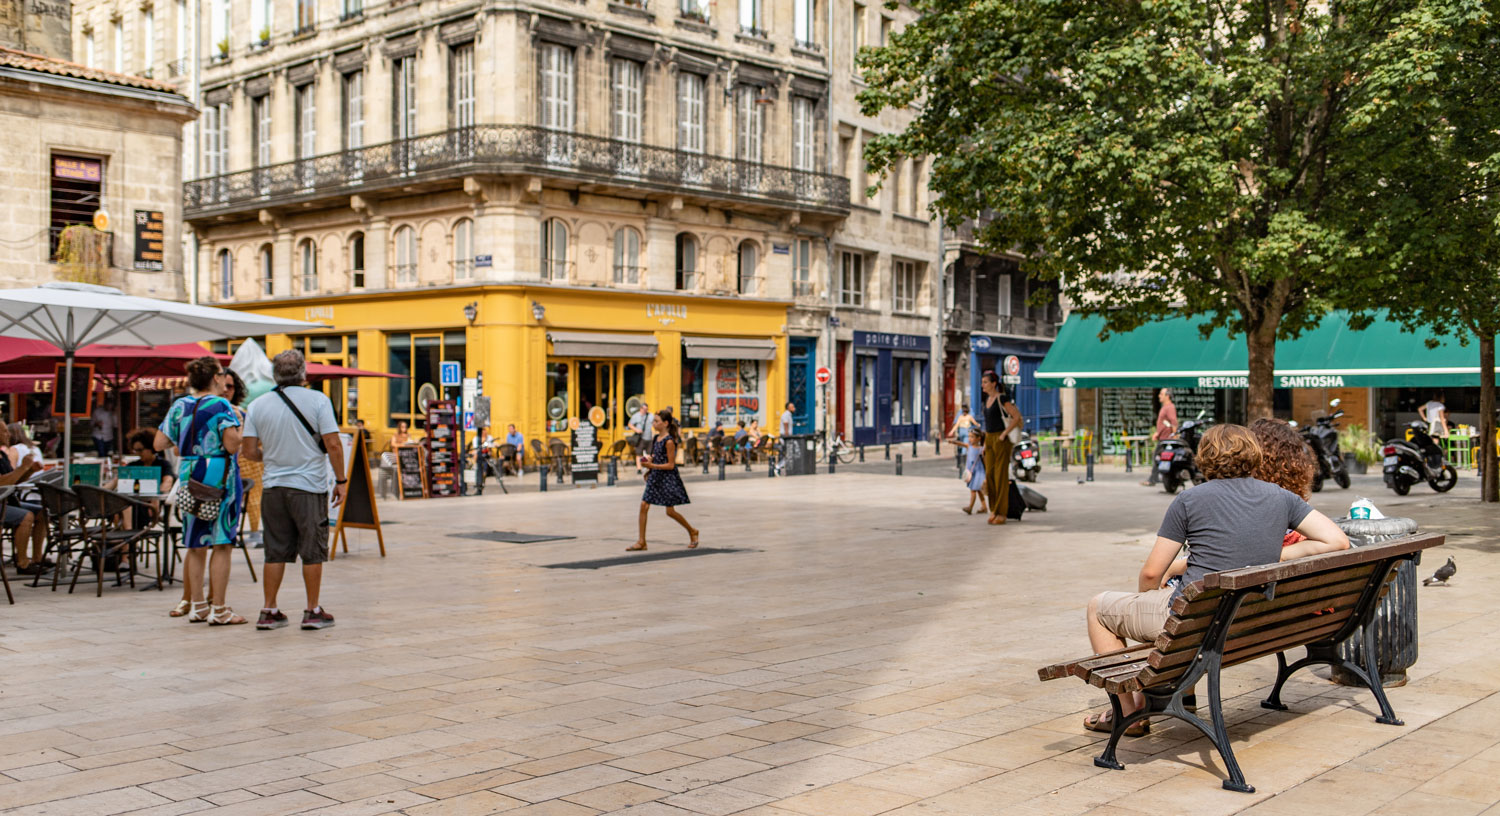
1339,2,1500,502
859,0,1495,419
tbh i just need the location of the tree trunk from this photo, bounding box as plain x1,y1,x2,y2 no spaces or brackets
1481,334,1497,503
1245,320,1279,421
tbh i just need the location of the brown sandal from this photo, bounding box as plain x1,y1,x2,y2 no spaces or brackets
1083,712,1149,737
625,543,647,551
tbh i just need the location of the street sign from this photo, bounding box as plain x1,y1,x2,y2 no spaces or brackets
440,361,462,387
815,366,832,385
1002,355,1022,385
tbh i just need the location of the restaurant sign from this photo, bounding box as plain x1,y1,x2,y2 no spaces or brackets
1195,374,1348,389
133,210,165,270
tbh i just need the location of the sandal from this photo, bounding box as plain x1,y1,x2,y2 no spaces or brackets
186,601,211,623
963,507,973,515
1083,712,1149,737
688,532,700,549
625,543,647,552
208,605,247,626
169,599,192,618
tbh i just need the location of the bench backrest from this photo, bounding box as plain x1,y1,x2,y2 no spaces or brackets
1085,533,1443,695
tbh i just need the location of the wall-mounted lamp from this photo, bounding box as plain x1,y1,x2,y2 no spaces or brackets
531,300,546,322
463,301,478,324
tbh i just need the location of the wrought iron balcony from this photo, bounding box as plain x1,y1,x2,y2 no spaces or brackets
184,125,851,219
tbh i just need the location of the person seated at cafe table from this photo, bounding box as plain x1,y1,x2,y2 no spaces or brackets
7,423,42,469
0,421,47,576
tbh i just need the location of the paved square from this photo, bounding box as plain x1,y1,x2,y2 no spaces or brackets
3,465,1498,815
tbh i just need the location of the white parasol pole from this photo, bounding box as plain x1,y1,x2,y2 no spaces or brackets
63,313,74,485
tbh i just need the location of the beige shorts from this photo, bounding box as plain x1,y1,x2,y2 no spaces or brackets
1094,587,1174,643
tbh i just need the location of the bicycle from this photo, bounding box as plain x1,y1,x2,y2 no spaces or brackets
816,430,856,465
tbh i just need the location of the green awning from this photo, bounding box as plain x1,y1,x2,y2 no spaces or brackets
1036,312,1495,389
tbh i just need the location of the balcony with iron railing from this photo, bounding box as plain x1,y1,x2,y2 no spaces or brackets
183,125,851,220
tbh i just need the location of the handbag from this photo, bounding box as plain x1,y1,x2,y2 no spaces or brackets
170,398,227,521
962,468,974,483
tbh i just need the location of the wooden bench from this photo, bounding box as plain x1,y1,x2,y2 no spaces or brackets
1038,533,1444,793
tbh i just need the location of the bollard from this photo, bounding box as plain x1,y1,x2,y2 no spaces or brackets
896,453,903,476
540,464,549,492
859,446,866,463
745,456,751,472
912,439,918,458
557,463,564,484
955,450,963,471
935,438,941,456
829,453,836,475
607,458,617,487
1086,453,1094,482
1061,452,1068,473
718,459,726,481
702,455,710,475
768,457,775,478
1124,444,1133,474
885,443,891,460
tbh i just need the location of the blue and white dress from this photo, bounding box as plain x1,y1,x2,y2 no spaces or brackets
964,443,986,491
160,394,242,549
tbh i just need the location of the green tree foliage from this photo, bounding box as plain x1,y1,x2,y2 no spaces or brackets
859,0,1498,419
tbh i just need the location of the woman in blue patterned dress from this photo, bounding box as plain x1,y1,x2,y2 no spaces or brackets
627,408,699,552
155,356,246,625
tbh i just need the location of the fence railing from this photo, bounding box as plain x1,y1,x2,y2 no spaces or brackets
184,125,850,217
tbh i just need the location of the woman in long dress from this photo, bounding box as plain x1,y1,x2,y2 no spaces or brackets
627,408,699,551
156,356,246,625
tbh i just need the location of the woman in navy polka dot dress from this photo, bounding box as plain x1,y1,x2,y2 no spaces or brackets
628,408,699,551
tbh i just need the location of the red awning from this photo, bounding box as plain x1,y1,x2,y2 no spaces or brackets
305,362,400,381
0,339,226,383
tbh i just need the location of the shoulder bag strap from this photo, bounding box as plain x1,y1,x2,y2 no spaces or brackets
273,387,328,453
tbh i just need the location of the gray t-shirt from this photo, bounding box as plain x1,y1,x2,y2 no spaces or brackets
243,386,339,493
1158,478,1314,590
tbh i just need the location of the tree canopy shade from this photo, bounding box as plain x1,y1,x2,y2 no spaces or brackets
858,0,1500,420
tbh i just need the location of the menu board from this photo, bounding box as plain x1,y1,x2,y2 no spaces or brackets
424,400,460,498
1100,388,1154,455
396,445,425,499
133,210,165,270
571,421,599,483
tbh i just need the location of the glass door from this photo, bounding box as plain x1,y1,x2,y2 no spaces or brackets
576,360,618,448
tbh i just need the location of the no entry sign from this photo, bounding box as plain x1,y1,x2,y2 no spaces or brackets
815,366,832,385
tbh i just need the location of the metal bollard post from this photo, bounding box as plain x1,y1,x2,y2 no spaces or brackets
829,453,836,475
540,465,548,492
718,459,726,481
607,459,617,486
702,455,710,475
859,446,865,463
1124,444,1133,474
885,443,891,460
896,453,903,476
744,456,751,472
935,438,941,456
1086,453,1095,482
1060,451,1068,473
768,457,775,478
955,450,963,471
912,439,918,458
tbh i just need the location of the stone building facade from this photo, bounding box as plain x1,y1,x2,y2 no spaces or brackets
167,0,954,450
0,46,196,296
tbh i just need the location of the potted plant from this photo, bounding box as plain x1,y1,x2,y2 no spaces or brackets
257,26,270,47
1338,423,1379,474
216,37,230,59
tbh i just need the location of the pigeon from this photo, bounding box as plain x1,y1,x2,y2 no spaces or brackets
1422,557,1457,586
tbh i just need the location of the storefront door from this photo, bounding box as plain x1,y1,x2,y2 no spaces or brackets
788,337,816,434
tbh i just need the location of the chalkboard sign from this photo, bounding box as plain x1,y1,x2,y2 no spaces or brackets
133,209,165,271
332,434,386,558
396,445,426,499
425,400,460,498
571,421,599,483
52,362,95,418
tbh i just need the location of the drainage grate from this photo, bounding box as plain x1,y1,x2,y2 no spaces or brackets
541,547,752,569
454,531,577,544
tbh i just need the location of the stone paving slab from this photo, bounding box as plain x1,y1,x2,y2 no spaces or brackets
0,469,1497,815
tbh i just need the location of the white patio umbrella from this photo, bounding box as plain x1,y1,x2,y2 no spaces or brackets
0,282,323,480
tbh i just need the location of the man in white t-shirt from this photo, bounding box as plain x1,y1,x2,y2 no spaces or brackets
779,402,796,436
1419,393,1449,437
91,400,117,456
243,350,346,632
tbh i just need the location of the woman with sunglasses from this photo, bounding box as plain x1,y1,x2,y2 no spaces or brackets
155,356,246,625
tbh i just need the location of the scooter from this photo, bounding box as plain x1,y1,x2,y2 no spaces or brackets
1157,410,1209,494
1011,431,1040,482
1382,420,1458,495
1303,399,1351,492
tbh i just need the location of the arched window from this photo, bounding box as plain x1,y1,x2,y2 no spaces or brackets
257,244,273,296
394,226,417,283
737,240,758,295
216,248,233,299
349,232,365,288
540,218,568,280
674,233,697,290
612,227,640,284
298,238,317,293
452,219,473,280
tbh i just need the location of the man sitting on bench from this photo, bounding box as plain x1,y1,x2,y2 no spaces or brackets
1082,423,1350,737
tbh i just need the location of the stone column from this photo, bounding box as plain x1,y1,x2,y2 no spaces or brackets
365,215,390,290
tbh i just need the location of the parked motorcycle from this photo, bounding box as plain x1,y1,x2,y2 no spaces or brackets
1157,410,1209,494
1302,399,1351,492
1011,431,1040,482
1382,420,1458,495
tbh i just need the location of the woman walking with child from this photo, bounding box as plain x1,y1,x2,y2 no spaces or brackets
628,408,700,552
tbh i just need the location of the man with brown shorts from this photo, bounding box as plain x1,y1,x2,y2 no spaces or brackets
1082,424,1350,736
243,351,347,631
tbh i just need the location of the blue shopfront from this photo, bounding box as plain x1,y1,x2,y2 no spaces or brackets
852,331,930,446
969,335,1060,433
787,336,817,434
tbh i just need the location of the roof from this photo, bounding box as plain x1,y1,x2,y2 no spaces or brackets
0,46,184,96
1036,311,1493,389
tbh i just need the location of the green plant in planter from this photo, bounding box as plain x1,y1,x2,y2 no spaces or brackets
257,26,270,45
217,37,230,57
1339,423,1382,466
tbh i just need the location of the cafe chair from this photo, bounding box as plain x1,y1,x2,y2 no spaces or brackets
683,435,700,466
35,482,93,592
605,439,629,468
548,439,571,478
530,438,550,471
69,485,163,597
497,443,520,475
709,435,726,466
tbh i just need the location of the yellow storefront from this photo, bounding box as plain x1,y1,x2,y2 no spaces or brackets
229,286,788,460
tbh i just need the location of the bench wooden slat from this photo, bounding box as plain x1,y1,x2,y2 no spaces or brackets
1163,575,1378,637
1067,646,1155,681
1117,619,1349,693
1089,660,1153,689
1203,534,1442,590
1037,643,1149,682
1169,564,1377,619
1150,608,1357,670
1156,594,1364,655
